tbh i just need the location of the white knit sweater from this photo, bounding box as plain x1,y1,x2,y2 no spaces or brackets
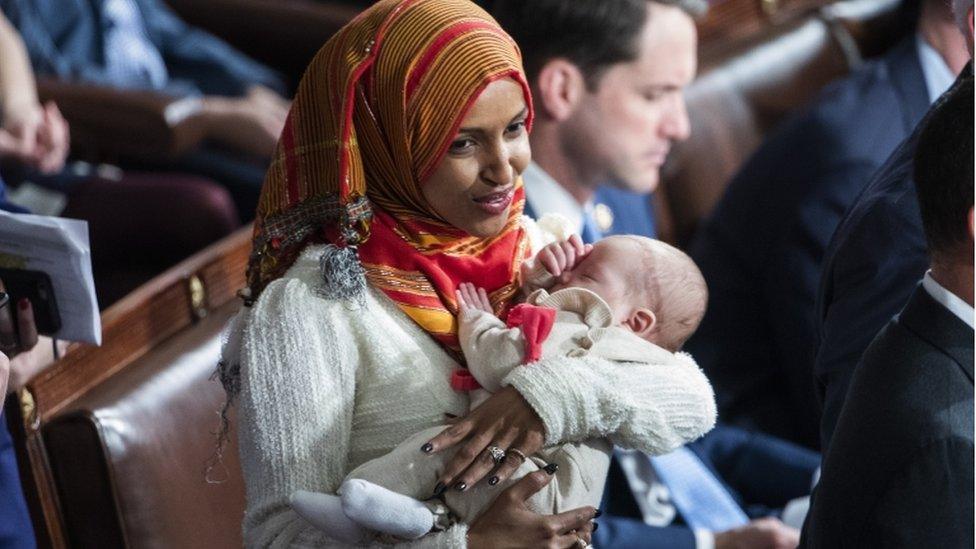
236,236,717,548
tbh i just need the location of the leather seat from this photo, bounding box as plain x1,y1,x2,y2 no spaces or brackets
43,301,244,548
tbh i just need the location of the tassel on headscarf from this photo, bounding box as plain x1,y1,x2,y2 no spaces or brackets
316,244,367,302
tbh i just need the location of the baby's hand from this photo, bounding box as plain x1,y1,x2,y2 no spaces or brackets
536,234,592,278
456,283,495,315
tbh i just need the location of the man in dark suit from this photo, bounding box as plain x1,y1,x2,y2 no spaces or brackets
685,0,967,449
494,3,819,547
0,0,290,220
813,1,973,452
802,74,973,549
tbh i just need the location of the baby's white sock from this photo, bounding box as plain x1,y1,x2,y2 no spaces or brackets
289,490,367,544
340,478,435,540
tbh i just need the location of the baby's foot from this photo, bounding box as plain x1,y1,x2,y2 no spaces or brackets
340,478,435,540
290,490,367,543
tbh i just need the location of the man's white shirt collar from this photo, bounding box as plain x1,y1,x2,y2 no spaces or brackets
522,162,592,234
922,271,975,329
916,34,956,104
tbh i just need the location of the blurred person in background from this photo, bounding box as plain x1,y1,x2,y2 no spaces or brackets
813,0,973,452
802,72,973,549
0,10,239,306
0,0,291,221
685,0,969,449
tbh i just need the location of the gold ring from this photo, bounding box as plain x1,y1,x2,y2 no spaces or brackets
507,448,528,463
573,530,587,548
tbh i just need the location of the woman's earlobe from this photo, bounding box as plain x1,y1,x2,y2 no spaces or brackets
625,308,657,338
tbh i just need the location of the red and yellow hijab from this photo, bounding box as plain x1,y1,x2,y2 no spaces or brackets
247,0,534,358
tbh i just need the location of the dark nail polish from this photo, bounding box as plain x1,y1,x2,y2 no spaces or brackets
421,442,433,453
18,298,28,311
488,476,499,486
594,510,602,518
543,463,559,475
454,481,467,491
592,522,599,532
433,482,446,496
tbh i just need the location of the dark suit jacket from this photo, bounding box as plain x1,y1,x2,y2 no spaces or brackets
685,36,929,449
0,0,285,97
813,64,972,452
802,286,974,548
595,425,820,548
590,187,656,239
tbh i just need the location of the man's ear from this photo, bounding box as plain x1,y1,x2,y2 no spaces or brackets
624,308,657,339
535,58,586,121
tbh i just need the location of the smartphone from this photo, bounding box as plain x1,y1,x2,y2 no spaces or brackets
0,268,61,336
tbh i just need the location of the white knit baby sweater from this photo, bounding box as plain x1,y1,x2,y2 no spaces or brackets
235,238,716,548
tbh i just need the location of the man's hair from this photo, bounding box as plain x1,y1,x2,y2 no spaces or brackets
491,0,704,87
952,0,973,34
913,74,974,258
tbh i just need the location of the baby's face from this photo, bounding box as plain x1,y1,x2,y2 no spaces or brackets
549,239,638,323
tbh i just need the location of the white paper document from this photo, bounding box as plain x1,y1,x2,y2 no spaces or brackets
0,210,101,345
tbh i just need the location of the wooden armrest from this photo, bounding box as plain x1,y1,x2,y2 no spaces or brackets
164,0,360,87
36,79,206,163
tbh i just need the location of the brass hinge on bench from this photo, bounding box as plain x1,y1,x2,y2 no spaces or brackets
187,274,208,321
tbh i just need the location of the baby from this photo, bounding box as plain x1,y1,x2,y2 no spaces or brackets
291,234,709,543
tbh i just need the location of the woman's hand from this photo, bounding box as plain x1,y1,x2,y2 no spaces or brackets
0,101,69,174
467,469,597,549
1,293,67,393
423,386,546,492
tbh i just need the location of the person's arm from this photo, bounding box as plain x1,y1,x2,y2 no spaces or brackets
0,9,36,123
761,160,880,447
814,193,927,450
0,9,69,173
457,286,528,393
237,278,469,547
506,350,716,456
864,438,974,547
136,0,286,97
0,0,123,88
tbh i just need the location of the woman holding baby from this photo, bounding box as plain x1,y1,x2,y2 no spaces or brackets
220,0,716,546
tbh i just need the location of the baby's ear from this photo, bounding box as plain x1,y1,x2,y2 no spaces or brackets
624,308,657,339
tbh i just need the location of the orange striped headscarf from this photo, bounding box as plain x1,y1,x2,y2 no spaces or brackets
246,0,534,358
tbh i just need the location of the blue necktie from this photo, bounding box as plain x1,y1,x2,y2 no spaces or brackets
650,447,750,532
580,208,602,244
